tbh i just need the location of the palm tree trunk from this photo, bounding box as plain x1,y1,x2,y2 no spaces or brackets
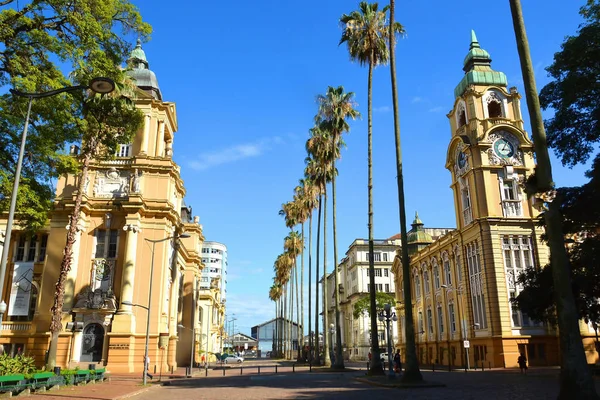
308,215,313,363
315,196,322,365
274,300,278,356
300,222,305,361
389,0,422,383
508,1,597,398
47,151,92,369
284,284,288,358
332,158,344,369
323,188,330,367
366,58,383,375
295,233,301,360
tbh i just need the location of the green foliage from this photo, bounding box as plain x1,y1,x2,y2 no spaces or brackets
0,353,36,376
353,291,396,319
539,0,600,167
0,0,150,231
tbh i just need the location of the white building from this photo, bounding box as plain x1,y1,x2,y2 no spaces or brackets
200,241,227,300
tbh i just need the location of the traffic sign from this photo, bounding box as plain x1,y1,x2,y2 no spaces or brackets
463,340,470,348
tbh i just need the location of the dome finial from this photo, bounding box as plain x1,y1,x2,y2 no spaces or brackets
412,211,423,225
470,30,480,49
136,38,142,47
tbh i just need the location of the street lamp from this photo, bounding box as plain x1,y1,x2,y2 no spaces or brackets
124,232,190,385
0,77,116,308
378,303,398,378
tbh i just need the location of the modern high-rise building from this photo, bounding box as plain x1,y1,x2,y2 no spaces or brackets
200,241,227,300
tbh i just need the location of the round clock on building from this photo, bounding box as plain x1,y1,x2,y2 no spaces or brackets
493,137,515,158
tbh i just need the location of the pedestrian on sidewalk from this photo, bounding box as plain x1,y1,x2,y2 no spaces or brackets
517,353,527,374
201,354,206,368
145,355,153,380
394,350,402,374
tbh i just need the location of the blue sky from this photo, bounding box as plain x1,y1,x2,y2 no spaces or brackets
133,0,591,335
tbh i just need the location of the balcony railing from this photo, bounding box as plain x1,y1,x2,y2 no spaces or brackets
0,322,33,332
502,200,523,217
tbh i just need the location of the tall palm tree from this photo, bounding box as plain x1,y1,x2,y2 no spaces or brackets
386,0,420,383
280,202,299,359
284,230,303,359
508,2,597,398
339,1,396,374
316,86,360,369
306,126,336,366
299,176,319,362
269,281,283,355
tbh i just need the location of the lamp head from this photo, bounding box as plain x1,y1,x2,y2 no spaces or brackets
384,303,391,312
178,233,191,239
441,284,448,288
0,301,6,314
122,300,133,306
378,314,384,322
89,77,115,94
392,314,398,322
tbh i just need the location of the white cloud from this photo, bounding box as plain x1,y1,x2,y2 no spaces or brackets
428,106,445,113
188,137,282,171
226,294,275,328
411,96,423,103
373,106,391,113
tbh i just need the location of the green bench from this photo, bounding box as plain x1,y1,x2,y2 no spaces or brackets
74,370,90,385
0,374,27,394
32,371,63,391
94,368,106,381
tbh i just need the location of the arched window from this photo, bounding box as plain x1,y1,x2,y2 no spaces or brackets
415,275,421,298
443,258,452,286
485,91,504,118
424,271,430,294
433,265,441,290
456,102,467,127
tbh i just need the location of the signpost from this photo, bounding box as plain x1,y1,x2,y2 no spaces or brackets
463,340,470,348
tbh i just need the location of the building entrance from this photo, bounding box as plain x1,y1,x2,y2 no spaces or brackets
81,323,104,362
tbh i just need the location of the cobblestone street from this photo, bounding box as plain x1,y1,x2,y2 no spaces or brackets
124,368,600,400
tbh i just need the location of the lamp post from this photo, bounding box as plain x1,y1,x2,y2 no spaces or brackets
124,232,189,385
177,324,195,377
0,78,115,308
378,303,398,378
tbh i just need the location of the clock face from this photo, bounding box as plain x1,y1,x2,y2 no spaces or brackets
493,138,515,158
457,152,467,169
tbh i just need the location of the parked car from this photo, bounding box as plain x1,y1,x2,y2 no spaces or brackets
223,354,244,364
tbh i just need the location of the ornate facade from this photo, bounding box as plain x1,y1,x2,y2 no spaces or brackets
392,31,598,369
0,41,225,373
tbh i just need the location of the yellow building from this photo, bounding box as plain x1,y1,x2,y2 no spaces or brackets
392,31,598,369
0,41,224,373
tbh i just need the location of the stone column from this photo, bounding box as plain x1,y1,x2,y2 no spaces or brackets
156,120,165,157
118,223,141,314
140,115,150,155
165,140,173,158
70,330,83,364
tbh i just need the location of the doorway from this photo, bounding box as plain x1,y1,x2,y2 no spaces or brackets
80,323,104,362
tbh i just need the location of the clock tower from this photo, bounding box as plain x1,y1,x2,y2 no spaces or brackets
443,31,551,364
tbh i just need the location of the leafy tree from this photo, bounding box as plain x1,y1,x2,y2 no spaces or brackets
0,0,151,231
352,291,396,319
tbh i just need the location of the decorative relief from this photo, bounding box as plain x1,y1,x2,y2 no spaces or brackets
93,168,130,198
130,168,142,193
123,223,142,233
74,288,117,311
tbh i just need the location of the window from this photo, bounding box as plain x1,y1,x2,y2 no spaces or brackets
376,283,383,291
95,229,118,259
503,236,535,327
449,304,456,333
456,101,467,127
383,253,388,262
499,170,523,217
414,276,421,297
15,236,26,262
467,241,487,329
437,305,444,335
455,254,463,282
385,284,390,292
375,269,382,277
373,252,381,262
443,258,452,286
461,186,472,225
117,143,132,157
427,309,434,334
418,311,424,335
367,284,370,293
38,234,48,262
383,269,389,277
423,271,430,294
485,91,504,118
433,266,440,290
27,236,37,262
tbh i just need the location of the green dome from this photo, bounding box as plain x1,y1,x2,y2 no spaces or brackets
406,212,433,245
454,30,507,98
129,38,147,63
